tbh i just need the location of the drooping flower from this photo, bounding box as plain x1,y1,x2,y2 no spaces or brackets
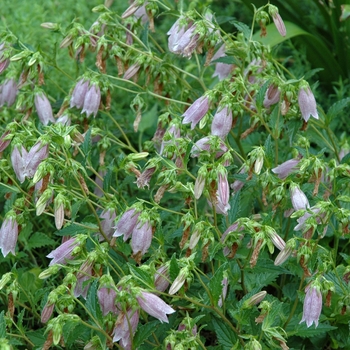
74,259,93,299
11,141,49,183
298,86,319,122
294,206,325,232
216,170,231,215
123,63,141,81
290,185,310,211
97,287,118,316
0,214,19,257
136,167,156,189
81,83,101,118
154,265,170,292
190,136,228,158
211,105,232,138
131,219,152,257
41,301,55,323
211,44,233,81
182,96,210,129
98,209,117,241
0,78,18,107
270,6,287,37
263,84,280,108
47,237,80,266
112,309,139,349
70,78,89,109
35,92,55,125
113,208,141,241
300,285,322,328
272,158,301,179
136,291,175,323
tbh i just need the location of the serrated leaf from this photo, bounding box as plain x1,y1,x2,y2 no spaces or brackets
55,222,98,236
327,97,350,120
82,127,92,160
134,320,158,348
211,56,239,65
287,321,337,338
208,263,227,306
230,20,251,39
27,232,56,249
0,311,5,337
264,134,274,165
103,160,114,192
27,330,46,348
140,23,149,49
169,254,180,281
86,280,102,322
228,190,241,223
128,264,154,288
340,152,350,165
212,317,237,350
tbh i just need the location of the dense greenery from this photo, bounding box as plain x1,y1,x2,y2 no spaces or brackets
0,1,350,349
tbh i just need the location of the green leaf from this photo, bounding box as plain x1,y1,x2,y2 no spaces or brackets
230,20,251,39
55,222,98,236
128,264,154,288
27,330,46,348
85,280,102,322
264,134,274,165
134,321,158,348
82,127,92,160
140,23,149,49
211,56,239,65
169,253,180,281
327,97,350,121
208,263,227,306
287,320,337,338
255,80,269,110
340,152,350,165
0,311,5,338
212,317,237,350
138,103,158,133
228,190,241,223
27,232,56,249
103,160,114,192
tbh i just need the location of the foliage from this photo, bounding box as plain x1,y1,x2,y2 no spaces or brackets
0,0,350,349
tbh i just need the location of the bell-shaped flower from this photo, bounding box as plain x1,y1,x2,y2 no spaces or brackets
70,78,89,109
0,213,19,257
182,96,210,130
300,285,322,328
123,63,141,81
11,141,49,183
211,44,233,81
47,237,80,266
112,309,139,349
263,84,280,108
113,208,141,241
98,208,117,241
154,265,170,292
136,167,156,189
290,184,310,211
74,259,93,299
41,300,55,323
167,18,187,54
0,78,18,107
269,6,287,37
35,92,55,125
97,286,118,316
131,219,152,257
136,291,175,323
81,83,101,118
216,169,231,215
298,86,319,122
272,158,301,179
190,136,228,158
211,105,232,138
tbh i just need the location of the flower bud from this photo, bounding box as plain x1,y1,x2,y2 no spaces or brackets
35,92,55,125
298,85,319,122
243,291,267,308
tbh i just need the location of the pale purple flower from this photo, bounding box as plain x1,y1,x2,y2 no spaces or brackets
122,1,142,19
190,136,228,158
47,237,79,266
290,186,310,211
272,158,301,179
211,106,232,138
298,87,319,122
231,166,248,193
41,301,55,323
0,130,12,152
211,44,233,81
97,287,118,316
167,19,187,54
216,172,231,215
99,209,117,241
182,96,209,129
218,277,228,307
274,244,293,265
136,167,156,189
70,79,89,109
154,265,170,292
35,93,55,125
134,4,149,24
294,207,324,232
11,142,49,183
221,222,244,256
272,13,286,37
0,78,17,107
263,84,280,108
81,84,101,118
74,260,93,299
136,291,175,323
56,114,71,126
131,220,152,256
267,230,286,251
194,173,205,200
300,285,322,327
113,208,141,241
123,63,141,81
0,216,18,257
112,309,139,349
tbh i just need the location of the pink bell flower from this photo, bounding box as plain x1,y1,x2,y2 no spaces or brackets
0,215,18,257
211,105,232,138
35,92,55,125
70,78,89,109
300,285,322,328
81,83,101,118
47,237,79,266
182,96,210,129
97,287,118,316
298,86,319,122
131,219,152,257
112,309,139,349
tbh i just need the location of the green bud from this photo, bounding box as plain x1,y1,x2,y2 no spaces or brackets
36,188,53,216
0,273,12,290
